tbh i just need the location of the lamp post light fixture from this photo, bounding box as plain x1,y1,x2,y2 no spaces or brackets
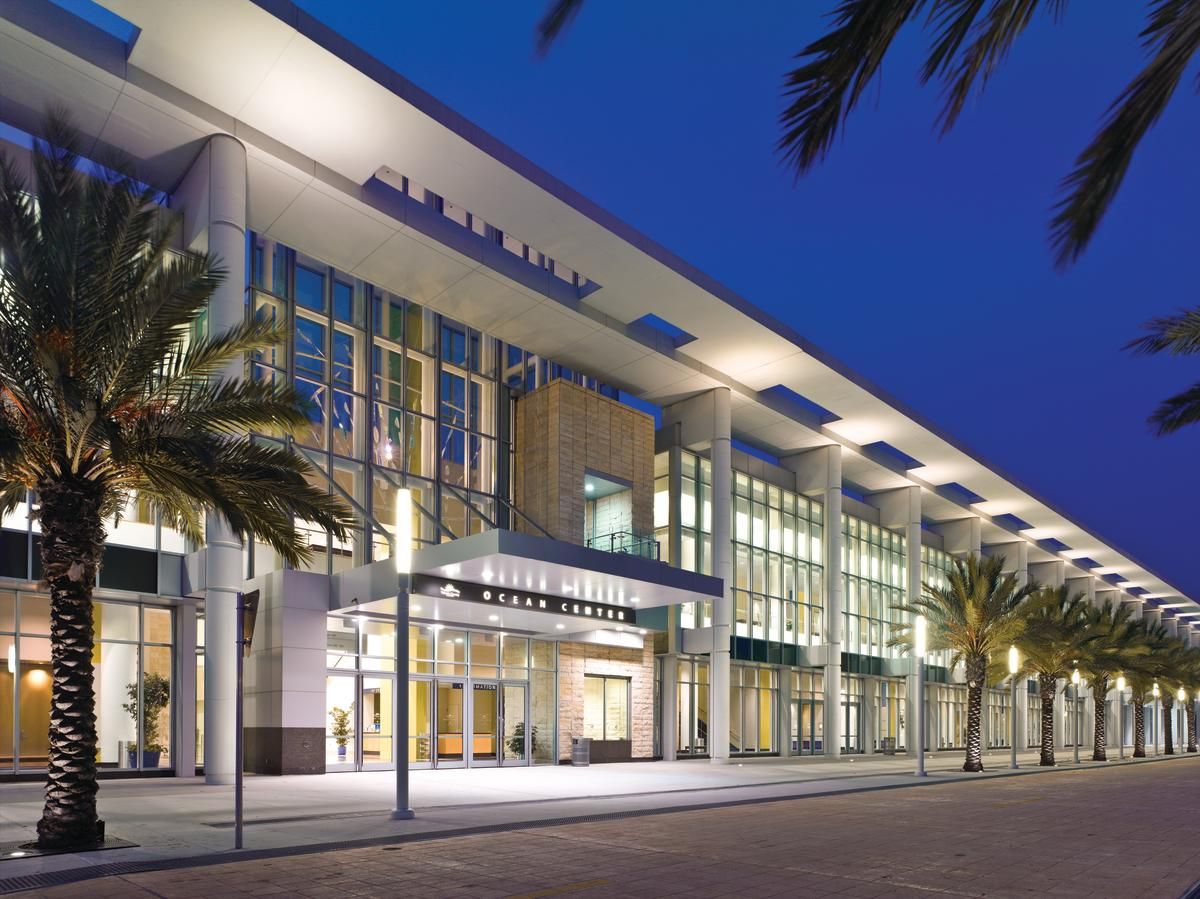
1008,645,1020,770
1116,675,1126,760
1153,681,1161,757
392,487,415,821
914,615,927,778
1071,668,1081,765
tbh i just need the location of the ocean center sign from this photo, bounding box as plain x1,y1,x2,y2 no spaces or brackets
410,574,636,625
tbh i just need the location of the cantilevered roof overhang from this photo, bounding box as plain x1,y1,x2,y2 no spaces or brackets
0,0,1193,616
333,530,722,638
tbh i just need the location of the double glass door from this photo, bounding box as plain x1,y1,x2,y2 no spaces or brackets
409,678,529,768
325,673,395,771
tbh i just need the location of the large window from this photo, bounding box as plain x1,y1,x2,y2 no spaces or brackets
584,675,629,741
842,515,905,659
733,472,823,644
676,658,709,756
1,592,174,774
921,545,955,670
248,234,619,577
731,664,777,755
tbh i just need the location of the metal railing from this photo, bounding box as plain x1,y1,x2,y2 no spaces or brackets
585,530,661,561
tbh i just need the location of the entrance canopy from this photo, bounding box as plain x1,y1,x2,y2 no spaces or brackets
333,530,722,640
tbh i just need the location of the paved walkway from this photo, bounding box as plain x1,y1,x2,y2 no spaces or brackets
9,753,1200,898
0,749,1196,892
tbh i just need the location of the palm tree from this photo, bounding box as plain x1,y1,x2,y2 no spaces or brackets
1176,645,1200,754
534,0,1199,266
1079,599,1146,762
892,553,1034,772
1156,636,1194,756
1125,621,1171,758
1127,312,1200,435
1014,586,1091,767
0,117,351,850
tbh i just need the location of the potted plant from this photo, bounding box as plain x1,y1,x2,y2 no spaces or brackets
330,705,353,760
508,722,539,759
122,672,171,769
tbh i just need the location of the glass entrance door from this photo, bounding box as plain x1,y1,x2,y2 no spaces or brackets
435,680,466,768
843,698,861,754
501,683,529,765
409,678,433,767
360,676,394,769
471,682,499,765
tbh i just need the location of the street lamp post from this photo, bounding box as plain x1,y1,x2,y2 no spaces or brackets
1116,675,1126,760
1178,687,1186,754
392,488,415,820
1153,682,1161,757
1071,668,1081,765
1008,646,1019,770
915,615,927,778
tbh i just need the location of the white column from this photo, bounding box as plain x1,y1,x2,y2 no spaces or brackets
660,653,678,761
174,602,198,777
194,134,248,785
709,388,732,762
821,450,843,758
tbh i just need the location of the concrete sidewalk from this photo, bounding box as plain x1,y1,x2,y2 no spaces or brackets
1,748,1195,888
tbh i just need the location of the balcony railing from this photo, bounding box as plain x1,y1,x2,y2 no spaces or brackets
586,530,661,561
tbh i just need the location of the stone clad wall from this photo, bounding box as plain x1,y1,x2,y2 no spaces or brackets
515,379,654,543
558,640,655,762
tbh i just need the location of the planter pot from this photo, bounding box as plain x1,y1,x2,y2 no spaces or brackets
337,744,347,759
127,750,162,769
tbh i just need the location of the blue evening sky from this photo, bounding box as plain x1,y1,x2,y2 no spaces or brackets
296,1,1200,597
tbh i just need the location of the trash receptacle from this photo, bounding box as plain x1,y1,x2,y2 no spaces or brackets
880,737,896,756
571,736,591,766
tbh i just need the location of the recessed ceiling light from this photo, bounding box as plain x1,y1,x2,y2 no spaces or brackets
630,597,640,604
638,629,647,635
555,623,565,630
411,604,421,613
585,482,594,494
488,614,499,622
615,626,624,632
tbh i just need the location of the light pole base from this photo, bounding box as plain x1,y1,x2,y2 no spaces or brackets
390,808,416,820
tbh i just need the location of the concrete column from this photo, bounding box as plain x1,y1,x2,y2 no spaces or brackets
935,516,981,559
875,485,921,755
782,444,843,758
178,134,248,785
1029,559,1065,589
174,602,198,777
709,388,732,762
660,653,678,761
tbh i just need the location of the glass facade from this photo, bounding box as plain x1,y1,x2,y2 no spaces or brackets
842,515,905,659
920,545,955,670
733,473,823,644
790,669,824,755
1,592,174,774
676,657,709,756
730,664,777,755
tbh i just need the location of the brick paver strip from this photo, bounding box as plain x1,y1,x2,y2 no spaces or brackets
16,760,1200,898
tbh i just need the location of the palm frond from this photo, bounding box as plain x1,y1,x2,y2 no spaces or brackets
1146,382,1200,435
1126,307,1200,356
1049,0,1200,267
536,0,586,54
778,0,925,177
932,0,1064,134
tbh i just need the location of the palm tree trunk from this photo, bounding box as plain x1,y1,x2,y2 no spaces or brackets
1187,700,1197,753
34,478,106,850
963,655,986,772
1163,696,1175,755
1038,673,1056,767
1133,696,1146,758
1091,675,1108,762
